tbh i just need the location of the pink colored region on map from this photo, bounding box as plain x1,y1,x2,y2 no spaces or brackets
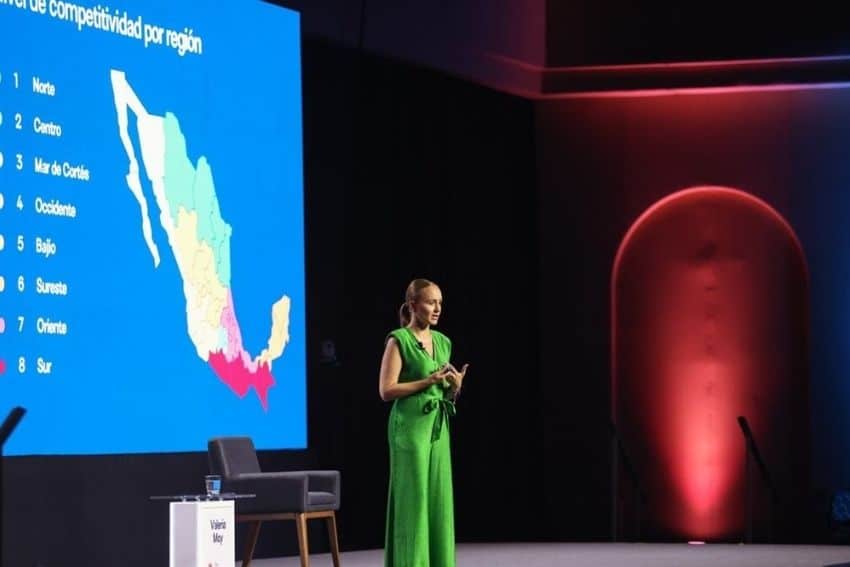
209,290,272,408
220,290,248,362
208,351,274,410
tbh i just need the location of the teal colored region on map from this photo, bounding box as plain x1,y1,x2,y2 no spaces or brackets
163,112,233,285
194,156,233,284
162,114,194,219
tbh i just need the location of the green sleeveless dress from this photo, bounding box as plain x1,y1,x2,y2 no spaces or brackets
384,327,456,567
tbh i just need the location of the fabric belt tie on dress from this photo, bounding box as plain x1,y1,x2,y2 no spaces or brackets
423,398,456,442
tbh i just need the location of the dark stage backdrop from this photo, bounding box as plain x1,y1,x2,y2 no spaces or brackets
537,86,850,542
12,18,850,567
546,2,850,66
338,46,542,549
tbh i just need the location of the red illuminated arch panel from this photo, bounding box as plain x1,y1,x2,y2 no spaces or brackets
612,186,809,540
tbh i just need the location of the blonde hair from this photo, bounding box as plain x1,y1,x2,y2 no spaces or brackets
399,278,437,326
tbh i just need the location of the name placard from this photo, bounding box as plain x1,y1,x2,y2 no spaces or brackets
170,500,234,567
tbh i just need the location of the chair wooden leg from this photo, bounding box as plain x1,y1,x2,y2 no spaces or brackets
326,512,341,567
242,520,262,567
295,512,310,567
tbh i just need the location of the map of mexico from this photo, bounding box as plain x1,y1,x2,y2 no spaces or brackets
110,69,291,409
0,0,305,455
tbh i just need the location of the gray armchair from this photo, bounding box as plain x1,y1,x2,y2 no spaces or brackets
207,436,341,567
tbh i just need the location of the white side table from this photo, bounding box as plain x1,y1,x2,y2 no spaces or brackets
151,493,255,567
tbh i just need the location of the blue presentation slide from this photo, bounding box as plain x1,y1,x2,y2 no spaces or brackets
0,0,306,455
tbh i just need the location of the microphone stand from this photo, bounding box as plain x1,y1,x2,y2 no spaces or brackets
0,407,26,567
737,415,778,543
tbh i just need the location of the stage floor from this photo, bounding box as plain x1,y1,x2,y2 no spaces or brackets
250,542,850,566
